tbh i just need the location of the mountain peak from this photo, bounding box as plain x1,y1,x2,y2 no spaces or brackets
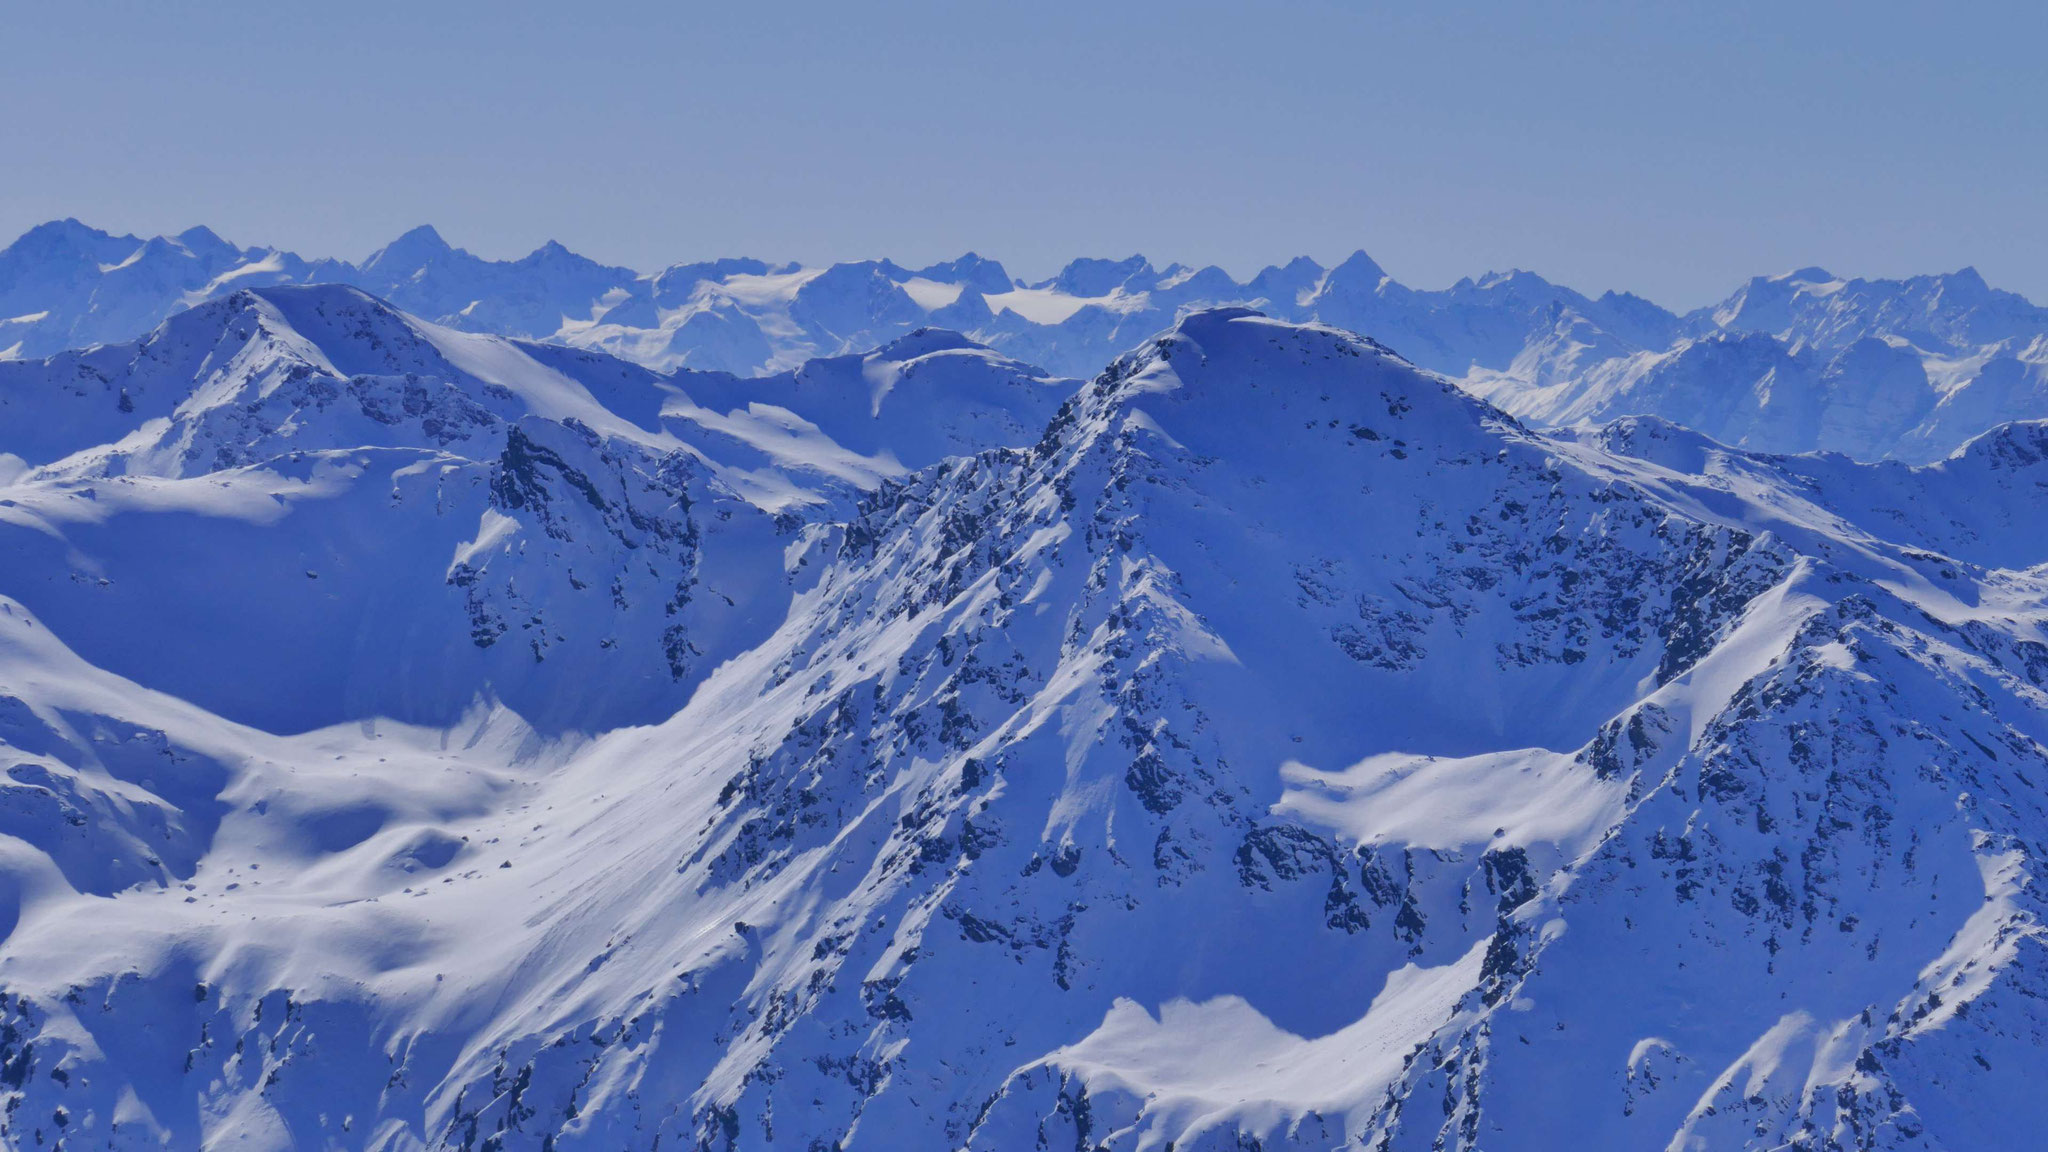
22,217,115,242
364,224,456,270
913,252,1014,294
1112,309,1434,425
1317,249,1389,298
871,326,988,361
514,238,630,276
172,225,237,259
1472,268,1551,292
1945,265,1989,290
1167,303,1267,330
1047,254,1153,296
4,218,133,260
1948,418,2048,469
395,223,449,247
1242,256,1326,306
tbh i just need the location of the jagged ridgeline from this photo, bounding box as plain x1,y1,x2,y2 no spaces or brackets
11,219,2048,464
0,294,2044,1150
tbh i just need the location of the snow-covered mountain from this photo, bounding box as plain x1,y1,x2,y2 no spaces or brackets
13,222,2048,466
0,220,352,359
0,221,1689,385
0,285,1064,733
1468,267,2048,462
0,289,2042,1150
0,221,645,367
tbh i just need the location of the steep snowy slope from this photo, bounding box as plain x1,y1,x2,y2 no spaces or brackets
0,305,2040,1150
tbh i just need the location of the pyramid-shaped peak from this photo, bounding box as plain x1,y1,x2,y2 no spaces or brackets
393,224,449,247
364,225,456,270
173,225,238,258
1328,249,1387,282
1942,265,1989,290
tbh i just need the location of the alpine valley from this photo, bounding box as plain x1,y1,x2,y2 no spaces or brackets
0,235,2046,1151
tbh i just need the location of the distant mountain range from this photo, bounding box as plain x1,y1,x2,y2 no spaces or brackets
7,220,2048,462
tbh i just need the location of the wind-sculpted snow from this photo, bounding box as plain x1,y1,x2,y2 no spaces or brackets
0,296,2043,1150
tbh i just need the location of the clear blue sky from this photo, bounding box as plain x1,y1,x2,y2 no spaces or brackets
3,0,2042,309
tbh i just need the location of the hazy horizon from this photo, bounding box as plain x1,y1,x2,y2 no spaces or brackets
4,0,2044,311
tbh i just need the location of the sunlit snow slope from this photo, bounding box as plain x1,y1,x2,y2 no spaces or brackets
0,294,2043,1151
